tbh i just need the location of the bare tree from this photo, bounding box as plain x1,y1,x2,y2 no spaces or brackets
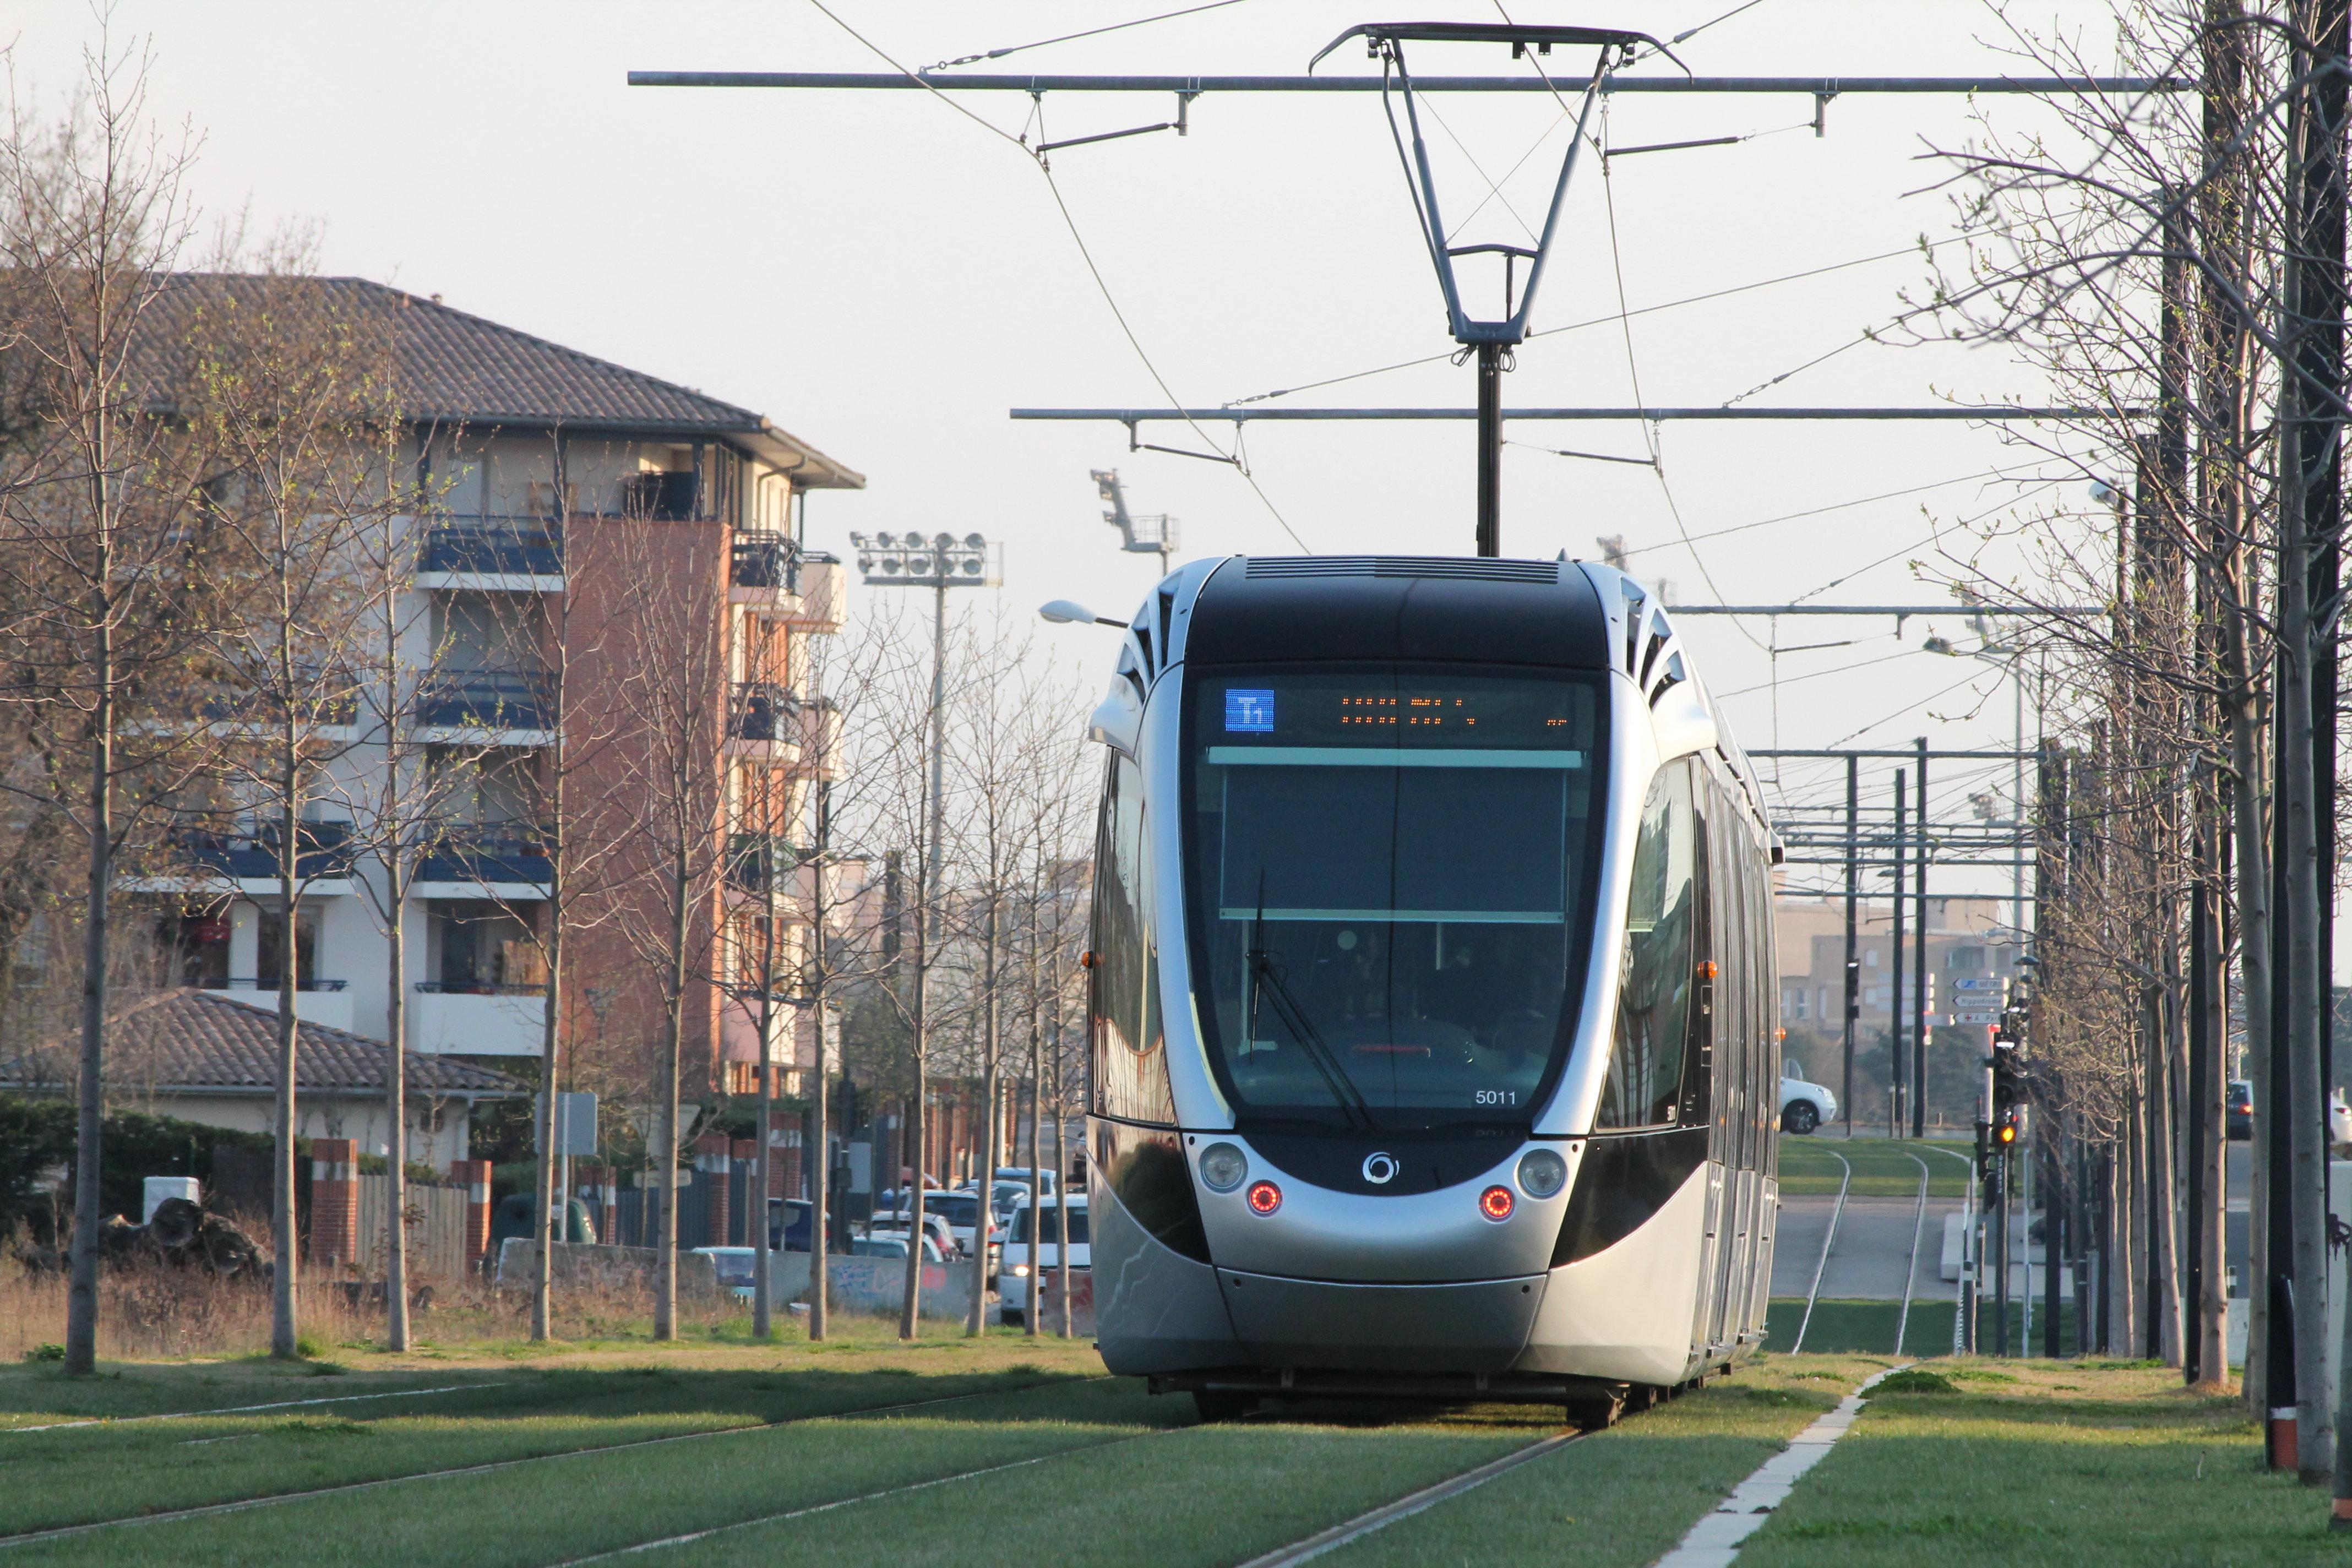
0,43,215,1373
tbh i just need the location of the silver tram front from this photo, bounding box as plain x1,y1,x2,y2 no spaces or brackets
1083,556,1778,1415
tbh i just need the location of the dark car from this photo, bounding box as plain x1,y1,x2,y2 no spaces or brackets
2228,1079,2253,1142
766,1197,835,1253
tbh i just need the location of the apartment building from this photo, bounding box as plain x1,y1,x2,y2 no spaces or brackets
1774,892,2025,1035
141,276,861,1122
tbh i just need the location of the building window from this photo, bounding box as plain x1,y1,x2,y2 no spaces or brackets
1948,946,1987,971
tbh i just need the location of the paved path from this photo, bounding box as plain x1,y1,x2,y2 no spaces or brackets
1773,1196,1962,1302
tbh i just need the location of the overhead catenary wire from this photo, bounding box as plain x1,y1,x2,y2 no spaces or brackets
924,0,1253,73
803,0,1311,552
1222,240,1954,406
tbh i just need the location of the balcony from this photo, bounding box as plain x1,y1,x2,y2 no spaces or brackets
410,982,547,1057
618,472,701,521
416,823,553,894
182,820,357,886
202,979,354,1032
417,520,563,589
726,834,803,896
731,533,798,592
197,679,358,736
727,682,797,763
413,668,554,740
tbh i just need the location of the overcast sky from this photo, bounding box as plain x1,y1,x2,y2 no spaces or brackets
12,1,2149,914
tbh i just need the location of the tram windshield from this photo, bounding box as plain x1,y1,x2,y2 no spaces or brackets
1184,666,1607,1129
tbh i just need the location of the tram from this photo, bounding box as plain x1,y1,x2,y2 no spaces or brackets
1080,554,1781,1424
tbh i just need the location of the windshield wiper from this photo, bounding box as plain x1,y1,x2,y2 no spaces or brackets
1248,889,1376,1131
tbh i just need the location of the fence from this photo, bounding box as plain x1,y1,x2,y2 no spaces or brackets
355,1175,469,1282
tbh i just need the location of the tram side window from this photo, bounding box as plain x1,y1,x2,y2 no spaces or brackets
1597,761,1695,1129
1092,754,1174,1124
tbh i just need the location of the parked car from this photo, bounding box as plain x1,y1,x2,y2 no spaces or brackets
1778,1075,1837,1135
2335,1090,2352,1153
991,1167,1058,1200
851,1234,947,1262
488,1193,596,1251
998,1195,1088,1327
765,1198,834,1253
2227,1079,2253,1142
692,1246,759,1303
867,1208,959,1260
922,1191,1005,1275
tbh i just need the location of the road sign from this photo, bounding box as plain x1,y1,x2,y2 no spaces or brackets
1951,1010,2000,1026
533,1091,597,1157
1952,977,2006,993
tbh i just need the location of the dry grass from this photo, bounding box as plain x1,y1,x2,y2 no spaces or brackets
0,1258,760,1363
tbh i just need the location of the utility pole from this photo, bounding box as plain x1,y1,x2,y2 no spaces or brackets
1843,754,1860,1136
1892,771,1908,1137
1913,738,1931,1139
850,530,998,1338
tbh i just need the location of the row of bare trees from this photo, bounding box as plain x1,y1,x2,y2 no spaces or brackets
1918,0,2352,1505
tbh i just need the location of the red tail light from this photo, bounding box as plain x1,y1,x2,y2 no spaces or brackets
1246,1180,1282,1215
1479,1185,1515,1221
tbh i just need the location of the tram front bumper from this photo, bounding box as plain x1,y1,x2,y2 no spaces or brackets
1211,1268,1548,1374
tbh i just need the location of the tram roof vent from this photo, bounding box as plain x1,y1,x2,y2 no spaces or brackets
1243,556,1561,584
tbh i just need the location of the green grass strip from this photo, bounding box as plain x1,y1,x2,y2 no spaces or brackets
2,1380,1164,1568
0,1363,1095,1537
1320,1358,1865,1566
1777,1138,1968,1198
1740,1360,2321,1565
644,1415,1538,1568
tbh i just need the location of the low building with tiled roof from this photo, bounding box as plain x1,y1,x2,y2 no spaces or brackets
1,989,527,1168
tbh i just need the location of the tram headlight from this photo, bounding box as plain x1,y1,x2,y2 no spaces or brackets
1199,1142,1249,1193
1517,1148,1568,1199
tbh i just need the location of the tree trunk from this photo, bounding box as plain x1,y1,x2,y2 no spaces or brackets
968,897,1000,1336
656,840,689,1341
532,896,566,1341
63,627,111,1376
385,885,410,1352
271,754,304,1360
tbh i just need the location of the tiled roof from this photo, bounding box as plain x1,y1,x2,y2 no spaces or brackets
131,274,862,486
0,989,525,1098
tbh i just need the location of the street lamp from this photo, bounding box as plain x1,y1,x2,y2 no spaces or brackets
847,530,998,1338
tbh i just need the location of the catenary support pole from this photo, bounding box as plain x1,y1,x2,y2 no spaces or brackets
1913,739,1930,1139
1844,755,1859,1136
1475,344,1502,556
1892,772,1908,1137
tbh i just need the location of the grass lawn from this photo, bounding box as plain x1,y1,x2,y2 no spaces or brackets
1778,1137,1973,1198
0,1325,1105,1537
1741,1359,2333,1566
1322,1355,1886,1567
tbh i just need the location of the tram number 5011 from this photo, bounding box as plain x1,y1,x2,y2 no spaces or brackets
1476,1090,1518,1106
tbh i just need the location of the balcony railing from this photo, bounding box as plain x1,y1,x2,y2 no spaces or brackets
414,668,554,731
727,834,805,894
730,682,798,743
414,980,549,997
731,533,799,591
213,977,351,993
416,822,553,885
421,521,563,576
182,819,356,881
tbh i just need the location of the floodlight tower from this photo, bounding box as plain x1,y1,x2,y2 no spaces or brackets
1092,469,1179,576
1311,21,1678,556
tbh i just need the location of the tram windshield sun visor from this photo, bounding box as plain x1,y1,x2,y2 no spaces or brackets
1186,667,1607,1129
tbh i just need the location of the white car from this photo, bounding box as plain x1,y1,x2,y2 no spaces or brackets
998,1195,1088,1327
692,1246,760,1303
1778,1075,1837,1135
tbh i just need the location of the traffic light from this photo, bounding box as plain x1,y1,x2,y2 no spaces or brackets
1990,1034,2026,1147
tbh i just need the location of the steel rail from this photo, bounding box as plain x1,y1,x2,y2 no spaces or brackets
1893,1151,1934,1357
1789,1152,1852,1355
1234,1428,1586,1566
628,72,2186,96
0,1375,1106,1550
0,1381,496,1435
